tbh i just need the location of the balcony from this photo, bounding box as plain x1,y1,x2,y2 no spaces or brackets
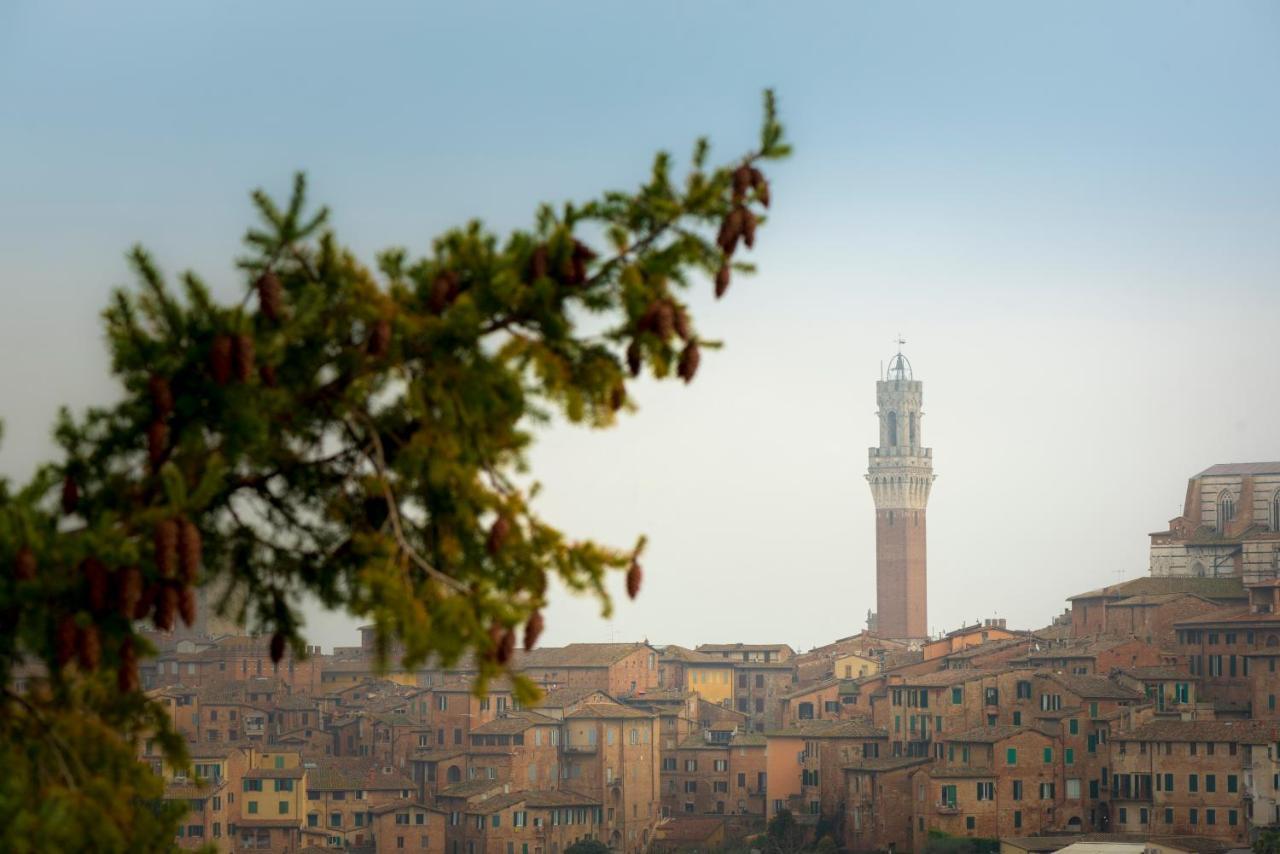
936,802,960,815
563,743,598,754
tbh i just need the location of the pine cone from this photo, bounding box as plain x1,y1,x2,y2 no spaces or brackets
524,610,544,651
367,318,391,358
270,632,286,664
148,375,173,418
77,624,101,670
678,341,701,384
117,566,144,618
134,582,158,621
118,636,140,693
609,383,627,412
61,475,79,516
259,363,278,388
715,262,731,299
626,341,642,378
732,164,752,201
82,557,109,613
743,210,757,250
210,335,233,386
257,271,284,322
717,207,746,255
529,245,549,281
644,301,674,340
486,516,511,556
673,306,692,341
498,628,516,665
13,546,36,582
147,420,169,469
55,616,77,668
626,560,643,600
750,168,771,207
179,586,197,627
155,519,179,578
564,240,597,286
154,585,178,631
233,334,255,383
178,519,201,584
430,271,459,314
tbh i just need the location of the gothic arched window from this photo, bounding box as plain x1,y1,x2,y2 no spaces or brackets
886,412,898,447
909,413,917,446
1218,490,1236,532
1191,561,1206,578
1272,490,1280,532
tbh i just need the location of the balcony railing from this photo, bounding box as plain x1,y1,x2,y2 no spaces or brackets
936,802,959,815
563,743,598,753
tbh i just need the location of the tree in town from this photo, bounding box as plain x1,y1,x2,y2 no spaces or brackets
0,92,788,851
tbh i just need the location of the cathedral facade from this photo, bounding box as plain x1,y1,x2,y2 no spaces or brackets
866,347,935,641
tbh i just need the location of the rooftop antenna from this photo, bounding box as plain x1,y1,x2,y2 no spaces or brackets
896,334,906,354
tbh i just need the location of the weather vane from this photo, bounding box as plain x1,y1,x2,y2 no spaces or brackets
895,334,906,353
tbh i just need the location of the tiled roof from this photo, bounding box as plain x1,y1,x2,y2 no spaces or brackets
304,758,413,791
409,748,467,763
1068,577,1246,602
946,725,1048,743
245,767,306,779
437,779,505,799
766,718,886,739
696,643,794,654
731,732,767,747
1175,608,1280,627
563,701,652,720
524,790,600,808
781,677,840,700
518,643,651,668
471,711,559,734
925,766,997,779
370,799,443,816
898,669,988,687
1044,673,1143,701
1120,719,1280,743
659,645,724,663
1197,462,1280,477
532,685,614,710
655,816,726,842
1114,666,1185,680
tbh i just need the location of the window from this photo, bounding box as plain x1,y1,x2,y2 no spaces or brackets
940,785,957,807
247,802,258,815
1069,719,1078,735
1011,780,1023,801
275,779,293,792
976,782,994,801
1066,779,1081,799
278,801,288,815
1006,748,1017,766
1043,748,1053,764
1218,490,1236,532
1228,774,1238,793
1039,783,1054,799
1016,681,1031,699
1065,748,1074,765
244,779,263,792
965,816,975,830
951,687,963,705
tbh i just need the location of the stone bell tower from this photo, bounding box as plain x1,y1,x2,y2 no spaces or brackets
866,342,934,641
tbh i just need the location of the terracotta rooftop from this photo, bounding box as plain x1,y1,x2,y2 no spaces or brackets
244,767,306,779
843,756,932,773
1198,462,1280,477
304,758,413,791
518,642,652,668
946,724,1050,743
470,711,560,734
766,718,886,739
1043,673,1143,701
563,701,653,720
1176,608,1280,627
533,685,614,710
1120,719,1280,743
655,816,726,842
436,779,505,799
1068,576,1246,602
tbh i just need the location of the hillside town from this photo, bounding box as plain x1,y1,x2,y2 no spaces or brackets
29,351,1276,854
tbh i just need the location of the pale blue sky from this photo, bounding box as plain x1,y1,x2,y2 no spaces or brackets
3,2,1278,651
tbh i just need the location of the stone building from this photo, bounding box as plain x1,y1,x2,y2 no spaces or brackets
1150,462,1280,580
866,345,935,641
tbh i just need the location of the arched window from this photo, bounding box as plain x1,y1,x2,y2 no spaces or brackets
1218,491,1236,532
1191,561,1206,578
886,412,898,447
446,765,462,783
1272,490,1280,532
909,413,917,446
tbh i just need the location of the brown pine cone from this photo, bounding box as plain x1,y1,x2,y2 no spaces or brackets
743,210,757,250
609,383,627,412
77,624,101,670
626,341,642,377
13,546,36,582
750,169,771,207
179,586,197,627
732,164,752,201
673,306,691,341
210,335,233,386
82,557,109,613
257,271,284,322
717,207,746,255
61,475,79,516
117,566,144,618
564,240,597,286
486,516,511,556
233,334,255,383
367,317,391,358
270,632,286,664
178,519,201,584
259,363,278,388
678,341,701,384
134,582,158,621
429,271,459,314
524,610,544,651
715,262,731,299
155,519,179,578
148,375,173,418
652,301,675,340
118,636,140,693
154,585,178,631
498,628,516,665
55,616,78,668
147,420,169,469
626,560,643,600
529,245,549,281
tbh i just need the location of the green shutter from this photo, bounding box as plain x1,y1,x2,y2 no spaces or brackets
1006,748,1017,766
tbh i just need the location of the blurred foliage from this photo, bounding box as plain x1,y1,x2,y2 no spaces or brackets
0,92,788,850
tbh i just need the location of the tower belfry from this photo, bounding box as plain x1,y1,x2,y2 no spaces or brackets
866,341,934,640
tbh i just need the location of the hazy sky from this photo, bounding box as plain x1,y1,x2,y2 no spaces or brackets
3,2,1278,653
